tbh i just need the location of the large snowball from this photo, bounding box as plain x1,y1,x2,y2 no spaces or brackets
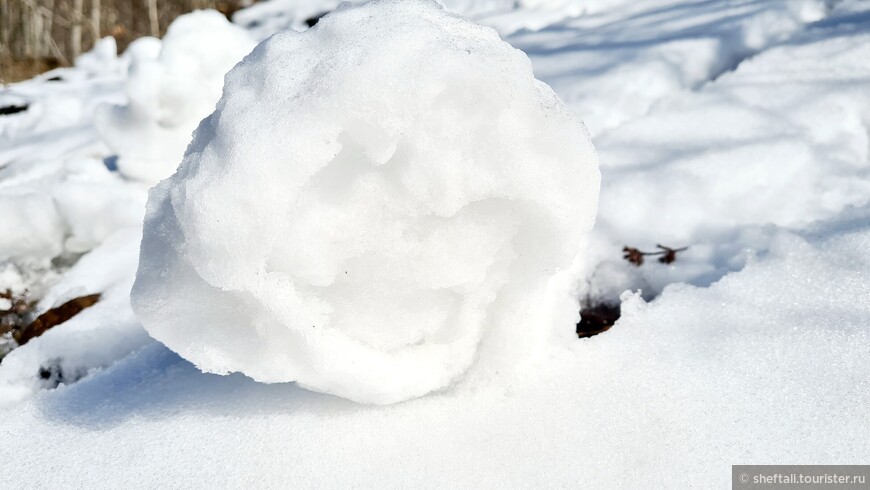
132,0,599,404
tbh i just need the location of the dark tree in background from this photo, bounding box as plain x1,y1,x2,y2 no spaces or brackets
0,0,252,83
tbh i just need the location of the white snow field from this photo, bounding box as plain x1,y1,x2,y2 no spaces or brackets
0,0,869,487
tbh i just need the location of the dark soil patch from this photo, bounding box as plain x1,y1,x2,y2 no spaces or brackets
305,11,329,27
0,104,28,116
577,302,621,338
1,290,36,358
0,57,62,84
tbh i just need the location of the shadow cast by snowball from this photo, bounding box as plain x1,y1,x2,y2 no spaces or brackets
38,342,356,429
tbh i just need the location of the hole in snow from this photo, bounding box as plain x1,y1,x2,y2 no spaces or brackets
305,11,329,28
577,302,621,338
38,359,85,389
0,104,28,116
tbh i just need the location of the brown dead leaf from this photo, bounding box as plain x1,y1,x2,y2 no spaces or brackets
14,294,101,347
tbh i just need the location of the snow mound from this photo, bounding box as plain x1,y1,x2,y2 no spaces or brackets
0,155,148,293
132,0,599,404
0,192,64,265
234,0,518,40
95,10,255,183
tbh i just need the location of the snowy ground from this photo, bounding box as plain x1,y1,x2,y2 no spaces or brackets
1,0,869,487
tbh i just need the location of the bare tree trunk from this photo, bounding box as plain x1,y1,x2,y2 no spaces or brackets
0,0,9,59
147,0,159,37
23,2,33,59
1,0,248,82
49,36,69,66
43,0,56,59
0,0,7,83
33,2,44,58
70,0,83,59
90,0,101,43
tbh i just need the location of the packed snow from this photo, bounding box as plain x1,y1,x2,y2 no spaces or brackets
133,0,599,404
95,10,256,182
0,0,869,487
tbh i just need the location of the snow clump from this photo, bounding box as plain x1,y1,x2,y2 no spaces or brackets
96,10,255,183
132,0,600,404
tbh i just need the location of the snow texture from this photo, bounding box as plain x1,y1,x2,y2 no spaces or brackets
132,0,600,404
235,0,542,39
0,155,148,295
95,10,256,182
1,0,869,486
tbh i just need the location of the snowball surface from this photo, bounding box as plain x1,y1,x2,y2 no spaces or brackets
133,0,599,404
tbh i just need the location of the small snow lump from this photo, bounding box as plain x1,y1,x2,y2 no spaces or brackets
96,10,256,182
132,0,599,404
